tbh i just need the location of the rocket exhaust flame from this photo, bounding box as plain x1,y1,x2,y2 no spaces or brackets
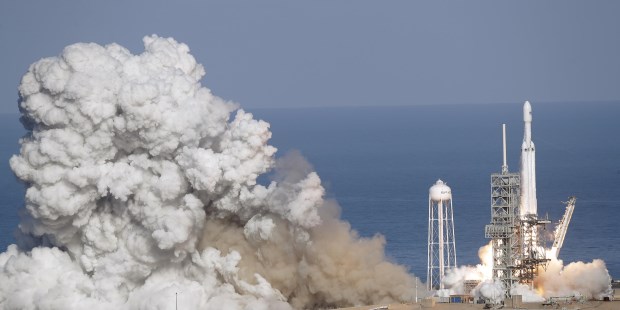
0,36,422,309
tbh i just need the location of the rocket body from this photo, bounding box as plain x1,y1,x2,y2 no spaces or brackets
520,101,537,216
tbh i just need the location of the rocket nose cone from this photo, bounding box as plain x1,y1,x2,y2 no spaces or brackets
523,101,532,122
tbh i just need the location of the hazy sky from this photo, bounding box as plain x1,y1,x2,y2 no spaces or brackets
1,1,619,113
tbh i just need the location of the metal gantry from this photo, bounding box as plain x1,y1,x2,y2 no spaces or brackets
484,124,522,297
551,196,576,258
485,124,553,300
514,214,550,287
485,171,521,297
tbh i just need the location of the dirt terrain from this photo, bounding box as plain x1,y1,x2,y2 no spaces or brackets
336,300,620,310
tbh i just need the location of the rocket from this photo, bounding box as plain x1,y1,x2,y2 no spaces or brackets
520,101,537,216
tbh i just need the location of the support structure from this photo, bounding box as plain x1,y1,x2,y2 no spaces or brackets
516,102,549,288
485,124,521,297
514,214,550,287
427,180,457,290
550,196,576,259
483,102,576,300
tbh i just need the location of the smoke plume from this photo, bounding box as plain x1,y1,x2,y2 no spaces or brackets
0,36,422,309
441,244,612,303
438,242,492,297
535,258,613,300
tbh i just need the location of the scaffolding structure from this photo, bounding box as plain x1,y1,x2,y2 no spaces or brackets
484,124,551,299
514,214,550,287
485,170,521,296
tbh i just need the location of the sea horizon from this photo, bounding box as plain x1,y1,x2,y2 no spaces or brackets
1,101,619,280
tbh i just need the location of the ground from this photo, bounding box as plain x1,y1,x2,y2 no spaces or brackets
336,300,620,310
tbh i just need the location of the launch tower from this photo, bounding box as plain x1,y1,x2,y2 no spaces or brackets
427,180,457,290
485,124,521,296
485,102,553,299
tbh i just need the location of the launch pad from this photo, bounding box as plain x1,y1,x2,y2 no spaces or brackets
485,168,521,293
423,102,587,302
484,102,576,299
485,170,552,294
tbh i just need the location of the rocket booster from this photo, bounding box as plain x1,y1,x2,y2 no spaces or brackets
520,101,537,216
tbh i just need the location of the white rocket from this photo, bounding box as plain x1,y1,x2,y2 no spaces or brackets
520,101,537,216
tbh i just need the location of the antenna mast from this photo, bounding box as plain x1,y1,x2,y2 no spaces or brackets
502,124,508,174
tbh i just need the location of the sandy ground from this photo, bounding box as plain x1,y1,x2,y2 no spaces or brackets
335,300,620,310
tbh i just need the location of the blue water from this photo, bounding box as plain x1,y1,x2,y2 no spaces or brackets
1,102,619,281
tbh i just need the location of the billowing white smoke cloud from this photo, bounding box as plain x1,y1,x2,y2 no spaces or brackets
439,242,509,303
441,244,612,303
535,258,613,300
438,242,492,297
0,36,422,309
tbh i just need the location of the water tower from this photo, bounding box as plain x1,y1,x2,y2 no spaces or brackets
427,179,457,290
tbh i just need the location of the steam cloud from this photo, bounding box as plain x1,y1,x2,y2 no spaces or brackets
441,243,612,302
535,258,613,300
0,36,422,309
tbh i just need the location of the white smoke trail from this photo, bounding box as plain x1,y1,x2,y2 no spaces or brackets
0,36,422,309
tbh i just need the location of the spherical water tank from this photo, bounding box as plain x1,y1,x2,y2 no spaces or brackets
429,179,452,201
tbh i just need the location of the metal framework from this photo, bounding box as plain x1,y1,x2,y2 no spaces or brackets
514,214,549,287
551,196,576,258
484,124,521,297
484,124,550,299
485,171,521,296
427,182,457,290
482,115,577,300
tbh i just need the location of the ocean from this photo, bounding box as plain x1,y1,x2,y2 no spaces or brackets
1,102,619,281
